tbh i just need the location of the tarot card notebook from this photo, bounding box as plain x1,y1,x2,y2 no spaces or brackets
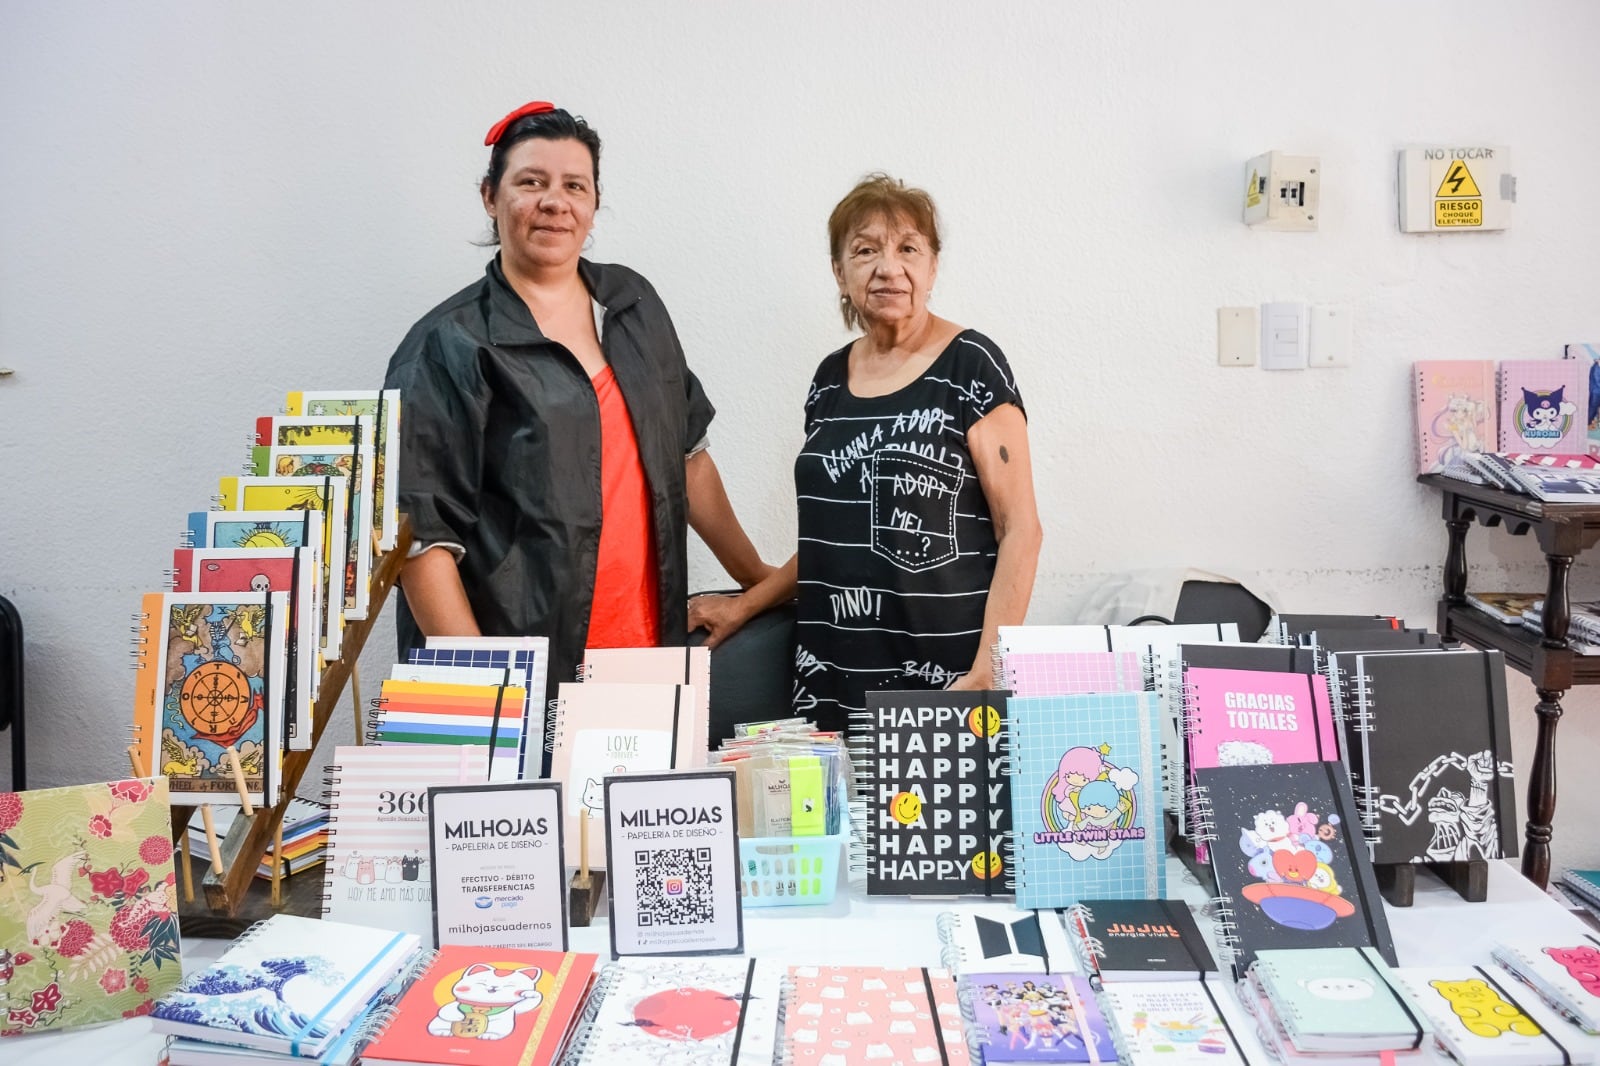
0,778,181,1036
283,389,401,551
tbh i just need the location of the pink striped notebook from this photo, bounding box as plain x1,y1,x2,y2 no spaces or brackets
1183,667,1338,862
999,650,1143,697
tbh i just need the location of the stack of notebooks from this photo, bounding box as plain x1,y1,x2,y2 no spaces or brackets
152,914,424,1066
1492,935,1600,1036
1559,869,1600,918
1241,947,1431,1064
1516,598,1600,654
185,797,330,880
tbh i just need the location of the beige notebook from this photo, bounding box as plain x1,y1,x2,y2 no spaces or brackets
581,645,710,736
548,680,704,870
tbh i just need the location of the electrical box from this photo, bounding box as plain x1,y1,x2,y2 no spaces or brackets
1243,151,1320,231
1398,145,1514,232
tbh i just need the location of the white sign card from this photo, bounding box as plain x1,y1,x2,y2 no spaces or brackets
426,780,568,951
604,769,743,958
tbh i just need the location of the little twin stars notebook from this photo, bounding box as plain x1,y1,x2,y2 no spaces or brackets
853,691,1011,896
565,957,783,1066
784,965,969,1066
1414,360,1496,473
0,778,181,1037
1006,692,1166,907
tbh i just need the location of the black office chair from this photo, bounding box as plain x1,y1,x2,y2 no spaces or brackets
688,592,798,746
0,594,23,790
1127,579,1273,643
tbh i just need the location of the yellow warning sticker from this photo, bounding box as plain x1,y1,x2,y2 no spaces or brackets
1435,198,1483,227
1436,159,1482,198
1246,169,1261,209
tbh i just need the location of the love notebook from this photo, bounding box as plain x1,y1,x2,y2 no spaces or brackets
565,957,783,1066
783,965,969,1066
852,690,1011,896
1193,761,1395,980
579,645,711,753
282,389,401,551
548,681,703,870
0,778,181,1037
1006,692,1166,907
1414,360,1496,474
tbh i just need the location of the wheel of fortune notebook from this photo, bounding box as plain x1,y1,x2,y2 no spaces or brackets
0,778,181,1036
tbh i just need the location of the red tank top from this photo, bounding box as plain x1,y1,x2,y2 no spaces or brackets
587,365,661,648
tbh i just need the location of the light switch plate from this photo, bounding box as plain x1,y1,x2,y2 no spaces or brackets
1309,305,1352,368
1218,307,1258,366
1260,301,1308,370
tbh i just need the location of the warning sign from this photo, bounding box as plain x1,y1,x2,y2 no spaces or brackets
1246,170,1261,209
1434,158,1483,227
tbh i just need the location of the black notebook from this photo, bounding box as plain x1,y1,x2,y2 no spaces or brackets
1269,613,1400,645
851,690,1011,896
1064,898,1217,983
1193,761,1396,979
1346,648,1517,864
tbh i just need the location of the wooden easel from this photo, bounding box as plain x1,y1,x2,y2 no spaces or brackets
1375,859,1490,906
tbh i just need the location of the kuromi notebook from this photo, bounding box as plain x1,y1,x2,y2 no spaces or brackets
1499,360,1589,453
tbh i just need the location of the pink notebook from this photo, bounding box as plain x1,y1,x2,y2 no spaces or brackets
1498,359,1589,453
547,681,704,870
783,965,969,1065
999,650,1143,698
1183,667,1338,861
581,646,710,750
1413,360,1495,473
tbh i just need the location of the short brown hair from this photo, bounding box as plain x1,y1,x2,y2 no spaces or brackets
827,173,942,330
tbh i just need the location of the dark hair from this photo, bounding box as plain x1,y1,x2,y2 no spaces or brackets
827,173,942,330
479,108,602,244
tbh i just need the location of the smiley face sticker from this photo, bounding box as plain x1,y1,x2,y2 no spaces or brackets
889,791,923,826
967,704,1001,739
970,850,1004,879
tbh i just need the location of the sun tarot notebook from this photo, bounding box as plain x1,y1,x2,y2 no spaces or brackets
783,965,969,1066
566,957,783,1066
0,778,181,1036
249,442,376,621
1006,692,1166,908
283,389,401,551
1192,761,1395,980
183,508,339,659
133,590,290,805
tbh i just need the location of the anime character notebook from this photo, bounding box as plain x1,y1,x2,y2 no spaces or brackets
1346,648,1517,864
566,957,783,1066
1006,692,1166,907
0,778,181,1037
959,972,1113,1064
1414,360,1496,474
283,389,401,551
1193,761,1395,980
1499,360,1589,453
853,690,1012,896
783,965,969,1066
132,590,290,805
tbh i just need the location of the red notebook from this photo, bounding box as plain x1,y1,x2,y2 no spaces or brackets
361,946,598,1066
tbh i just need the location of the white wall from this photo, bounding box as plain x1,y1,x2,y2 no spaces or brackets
3,1,1598,867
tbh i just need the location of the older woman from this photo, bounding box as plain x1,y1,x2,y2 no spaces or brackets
387,102,771,707
691,174,1041,731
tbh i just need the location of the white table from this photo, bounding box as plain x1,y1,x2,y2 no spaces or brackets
8,858,1597,1064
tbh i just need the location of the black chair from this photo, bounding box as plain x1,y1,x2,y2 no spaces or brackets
688,592,797,746
0,594,22,790
1127,579,1273,643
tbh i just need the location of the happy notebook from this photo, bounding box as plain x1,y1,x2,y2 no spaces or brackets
1193,761,1395,980
0,778,181,1036
1499,360,1589,453
1006,692,1166,908
359,945,598,1066
783,965,969,1066
1414,360,1496,474
565,957,783,1066
958,971,1112,1064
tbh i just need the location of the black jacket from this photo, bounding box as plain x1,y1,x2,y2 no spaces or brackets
384,256,714,703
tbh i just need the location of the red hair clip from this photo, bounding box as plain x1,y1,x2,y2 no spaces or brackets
484,101,556,147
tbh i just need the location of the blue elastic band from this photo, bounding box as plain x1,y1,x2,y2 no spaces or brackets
290,932,406,1056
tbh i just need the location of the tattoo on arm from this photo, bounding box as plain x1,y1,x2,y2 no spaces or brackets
999,445,1010,464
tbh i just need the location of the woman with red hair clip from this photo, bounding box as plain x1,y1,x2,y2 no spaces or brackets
385,102,771,715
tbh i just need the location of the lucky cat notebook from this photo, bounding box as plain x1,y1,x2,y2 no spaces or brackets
1006,691,1166,908
783,965,969,1066
565,957,783,1066
1414,360,1496,474
1498,360,1589,453
0,778,181,1037
359,944,598,1066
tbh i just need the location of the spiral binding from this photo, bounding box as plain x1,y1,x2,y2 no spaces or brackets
934,912,966,972
129,611,151,669
364,697,391,744
1207,893,1241,973
352,947,441,1057
1062,902,1106,964
774,971,797,1066
559,963,623,1065
951,975,992,1063
544,696,571,755
318,763,346,917
1188,784,1217,843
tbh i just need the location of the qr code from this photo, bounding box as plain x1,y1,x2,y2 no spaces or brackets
634,847,714,926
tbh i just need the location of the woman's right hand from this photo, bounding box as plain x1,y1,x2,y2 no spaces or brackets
687,593,752,649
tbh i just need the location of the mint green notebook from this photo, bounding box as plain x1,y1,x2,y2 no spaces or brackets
1253,946,1429,1053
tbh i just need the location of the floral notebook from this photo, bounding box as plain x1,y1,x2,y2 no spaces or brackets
0,777,181,1037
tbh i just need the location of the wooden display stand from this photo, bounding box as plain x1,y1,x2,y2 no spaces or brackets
1375,859,1489,907
171,518,412,929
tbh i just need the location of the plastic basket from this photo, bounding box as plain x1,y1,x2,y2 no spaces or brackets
738,832,845,908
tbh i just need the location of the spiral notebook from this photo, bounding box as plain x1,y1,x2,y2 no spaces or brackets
1098,981,1249,1066
1304,630,1443,732
132,590,290,805
1499,359,1589,453
150,914,422,1058
1251,947,1428,1053
937,908,1079,975
1391,965,1585,1066
959,971,1112,1064
412,639,550,779
248,441,376,621
370,677,526,783
1063,899,1216,983
1345,648,1517,864
1006,692,1166,908
183,508,339,659
1491,934,1600,1035
852,690,1012,896
283,389,401,551
1265,614,1399,646
579,645,711,753
1192,761,1395,980
565,957,782,1066
997,651,1143,698
783,965,969,1066
1414,360,1496,474
321,745,491,943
